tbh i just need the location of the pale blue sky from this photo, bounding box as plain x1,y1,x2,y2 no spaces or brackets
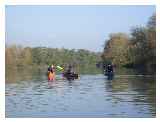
6,5,155,52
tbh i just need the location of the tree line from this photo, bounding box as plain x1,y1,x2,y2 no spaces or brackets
6,46,101,74
101,14,156,74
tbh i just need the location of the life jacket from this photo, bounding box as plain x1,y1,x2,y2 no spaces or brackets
48,71,55,80
107,65,113,72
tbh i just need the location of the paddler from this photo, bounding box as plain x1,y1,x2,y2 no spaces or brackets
48,64,56,81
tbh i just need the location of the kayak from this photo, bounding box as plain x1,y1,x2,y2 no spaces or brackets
62,72,79,80
104,71,114,80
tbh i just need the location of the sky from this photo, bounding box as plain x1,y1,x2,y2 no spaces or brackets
6,5,155,52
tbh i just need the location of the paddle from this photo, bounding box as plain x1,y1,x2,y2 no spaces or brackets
56,65,63,70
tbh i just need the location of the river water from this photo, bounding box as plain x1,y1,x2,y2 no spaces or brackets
5,69,156,117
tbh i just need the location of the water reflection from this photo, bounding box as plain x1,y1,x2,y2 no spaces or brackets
6,68,156,117
104,75,155,117
6,67,45,83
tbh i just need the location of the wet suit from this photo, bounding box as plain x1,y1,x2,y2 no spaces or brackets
107,65,113,73
48,67,54,73
106,64,114,80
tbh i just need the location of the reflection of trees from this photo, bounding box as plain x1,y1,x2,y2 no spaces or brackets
6,66,19,83
104,69,156,116
110,78,130,92
129,77,156,116
104,78,130,105
6,67,45,83
104,68,135,93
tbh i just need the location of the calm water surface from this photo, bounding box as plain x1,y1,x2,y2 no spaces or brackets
6,69,156,117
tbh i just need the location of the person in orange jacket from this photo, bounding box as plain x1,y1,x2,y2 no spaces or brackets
48,64,56,81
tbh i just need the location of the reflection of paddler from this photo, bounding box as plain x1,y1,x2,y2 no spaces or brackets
5,92,16,96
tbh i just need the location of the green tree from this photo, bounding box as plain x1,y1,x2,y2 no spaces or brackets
101,13,156,74
102,33,130,66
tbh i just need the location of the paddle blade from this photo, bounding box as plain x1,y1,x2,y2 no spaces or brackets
56,66,63,70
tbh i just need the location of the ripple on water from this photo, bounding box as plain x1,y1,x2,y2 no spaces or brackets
6,74,156,117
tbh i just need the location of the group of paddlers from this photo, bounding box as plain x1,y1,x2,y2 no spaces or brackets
48,63,114,81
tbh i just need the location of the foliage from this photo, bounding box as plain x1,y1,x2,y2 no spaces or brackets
6,46,101,74
102,13,156,74
102,33,130,66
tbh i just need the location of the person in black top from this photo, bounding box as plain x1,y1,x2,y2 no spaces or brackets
107,63,114,80
48,64,55,73
103,63,114,80
107,64,113,73
66,65,73,74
